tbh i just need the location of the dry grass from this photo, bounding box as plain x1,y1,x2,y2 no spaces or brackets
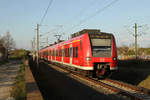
138,75,150,89
11,63,26,100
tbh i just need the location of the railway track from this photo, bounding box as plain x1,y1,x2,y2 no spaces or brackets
98,79,150,100
100,79,150,95
42,61,150,100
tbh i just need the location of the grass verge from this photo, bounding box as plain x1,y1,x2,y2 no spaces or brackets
138,75,150,89
11,61,26,100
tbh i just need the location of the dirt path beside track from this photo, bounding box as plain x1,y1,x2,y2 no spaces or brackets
0,60,21,100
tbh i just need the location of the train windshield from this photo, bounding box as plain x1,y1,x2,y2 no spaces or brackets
89,34,112,57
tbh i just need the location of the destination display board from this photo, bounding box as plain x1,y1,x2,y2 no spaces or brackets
89,32,112,39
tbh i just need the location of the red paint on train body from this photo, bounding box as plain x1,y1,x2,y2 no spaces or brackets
39,29,118,78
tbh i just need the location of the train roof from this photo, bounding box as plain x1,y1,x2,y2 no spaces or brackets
71,29,112,38
40,29,113,51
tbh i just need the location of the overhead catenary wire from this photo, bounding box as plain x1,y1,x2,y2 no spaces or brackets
61,0,106,36
64,0,119,33
40,0,53,25
62,0,100,26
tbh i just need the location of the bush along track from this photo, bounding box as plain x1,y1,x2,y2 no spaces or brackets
0,59,8,65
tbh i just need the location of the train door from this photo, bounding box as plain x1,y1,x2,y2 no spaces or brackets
62,46,64,63
70,44,72,64
55,49,56,61
50,50,51,61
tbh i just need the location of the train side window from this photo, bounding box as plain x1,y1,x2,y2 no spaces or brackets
64,48,66,57
53,50,54,56
57,50,58,57
54,49,56,56
61,49,64,57
56,50,57,56
55,50,56,56
51,50,52,56
62,49,64,57
60,49,61,57
68,48,69,57
76,47,78,58
65,48,67,57
64,49,65,57
58,50,59,57
59,49,60,57
60,49,62,57
64,48,65,57
58,49,60,57
66,48,68,57
70,47,72,57
73,47,76,58
46,50,48,56
66,48,67,57
57,50,58,56
54,50,55,56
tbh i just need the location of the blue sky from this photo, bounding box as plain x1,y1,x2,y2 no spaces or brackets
0,0,150,49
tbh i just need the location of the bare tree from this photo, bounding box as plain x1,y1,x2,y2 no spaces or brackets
2,31,15,58
0,35,3,45
0,36,6,60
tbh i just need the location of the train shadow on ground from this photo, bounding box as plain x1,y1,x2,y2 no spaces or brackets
110,59,150,85
28,57,123,100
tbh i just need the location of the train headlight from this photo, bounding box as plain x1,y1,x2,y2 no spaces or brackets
113,57,117,61
86,57,91,61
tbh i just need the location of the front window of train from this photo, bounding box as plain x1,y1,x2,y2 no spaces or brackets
89,34,112,57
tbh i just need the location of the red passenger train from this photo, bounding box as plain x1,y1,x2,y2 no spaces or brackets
39,29,117,78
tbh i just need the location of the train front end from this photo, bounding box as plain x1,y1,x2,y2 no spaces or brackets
89,32,117,78
81,30,117,78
